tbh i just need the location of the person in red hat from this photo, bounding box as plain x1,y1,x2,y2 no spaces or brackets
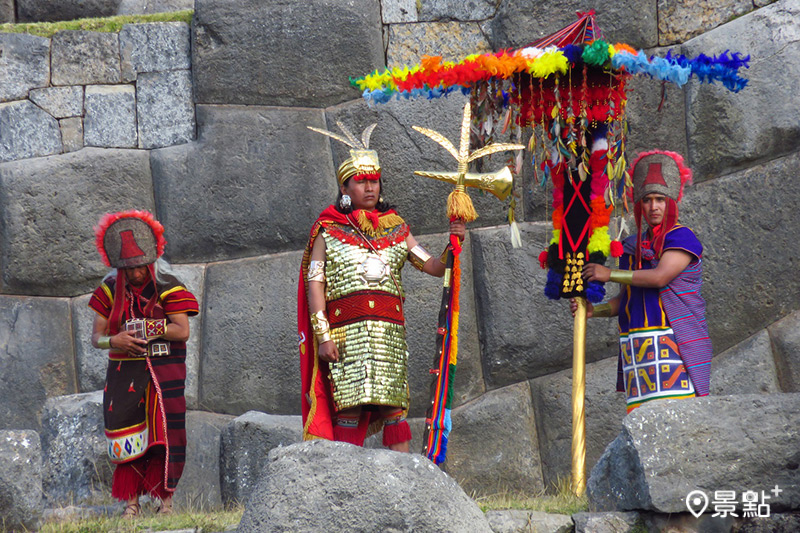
571,150,712,412
89,210,199,518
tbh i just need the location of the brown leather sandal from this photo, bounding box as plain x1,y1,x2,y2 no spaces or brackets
157,502,174,515
122,502,141,518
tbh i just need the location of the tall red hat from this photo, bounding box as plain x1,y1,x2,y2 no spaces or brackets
94,210,166,268
631,150,693,203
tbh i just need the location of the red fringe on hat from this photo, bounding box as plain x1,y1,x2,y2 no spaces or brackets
94,210,167,267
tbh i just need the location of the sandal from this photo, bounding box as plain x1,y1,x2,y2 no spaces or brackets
157,503,174,515
122,502,141,518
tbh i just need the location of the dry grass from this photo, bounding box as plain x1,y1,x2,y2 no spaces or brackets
473,477,589,516
38,504,243,533
0,10,193,38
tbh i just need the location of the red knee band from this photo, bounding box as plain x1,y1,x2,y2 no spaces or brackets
382,419,412,447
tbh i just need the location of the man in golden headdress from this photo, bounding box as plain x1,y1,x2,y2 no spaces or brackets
299,123,465,450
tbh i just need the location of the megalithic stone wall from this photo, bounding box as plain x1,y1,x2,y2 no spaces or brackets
1,0,799,502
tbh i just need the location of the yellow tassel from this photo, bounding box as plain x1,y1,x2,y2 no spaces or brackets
447,189,478,222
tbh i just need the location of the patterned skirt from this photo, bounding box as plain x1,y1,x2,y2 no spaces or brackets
620,327,695,412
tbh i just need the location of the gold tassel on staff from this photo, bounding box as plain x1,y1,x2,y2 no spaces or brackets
571,296,587,496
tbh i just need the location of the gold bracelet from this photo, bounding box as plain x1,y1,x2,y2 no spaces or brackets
310,310,331,344
408,245,432,271
609,269,634,285
592,302,613,317
97,336,112,349
307,260,325,283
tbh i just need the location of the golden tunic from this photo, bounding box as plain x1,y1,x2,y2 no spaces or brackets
321,221,410,411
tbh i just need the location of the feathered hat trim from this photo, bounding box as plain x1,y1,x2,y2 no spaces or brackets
94,210,166,268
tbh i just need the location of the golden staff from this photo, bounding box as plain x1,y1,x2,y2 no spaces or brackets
572,297,587,495
412,101,524,466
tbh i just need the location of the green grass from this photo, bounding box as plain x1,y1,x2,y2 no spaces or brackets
39,505,242,533
474,477,589,516
0,10,193,38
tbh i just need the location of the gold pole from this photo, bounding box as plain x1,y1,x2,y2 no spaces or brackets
571,296,587,496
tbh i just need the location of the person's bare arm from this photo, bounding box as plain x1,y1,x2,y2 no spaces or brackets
91,313,147,355
582,249,693,288
406,219,466,278
307,236,339,362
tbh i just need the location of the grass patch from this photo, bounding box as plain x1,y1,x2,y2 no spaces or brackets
39,505,242,533
0,10,193,38
474,477,589,516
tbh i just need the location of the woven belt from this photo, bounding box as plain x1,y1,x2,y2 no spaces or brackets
327,291,404,328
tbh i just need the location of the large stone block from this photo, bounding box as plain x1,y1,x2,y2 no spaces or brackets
17,0,122,22
200,252,303,415
679,150,800,355
530,356,627,489
169,264,205,410
0,0,13,23
0,33,50,102
177,411,235,510
0,100,62,163
84,85,137,148
136,70,195,149
684,0,800,181
0,148,155,296
382,0,417,23
711,330,780,396
120,22,191,81
151,105,338,262
118,0,195,14
490,0,658,51
470,222,620,389
0,430,42,531
71,294,108,393
324,96,513,236
447,382,545,496
658,0,752,46
193,0,383,107
219,411,302,506
387,22,491,67
238,439,492,532
403,233,485,416
39,391,111,505
29,86,84,118
51,31,121,86
0,297,77,431
769,310,800,393
587,394,800,513
417,0,497,21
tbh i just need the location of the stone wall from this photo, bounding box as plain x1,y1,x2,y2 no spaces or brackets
1,0,799,503
0,22,194,162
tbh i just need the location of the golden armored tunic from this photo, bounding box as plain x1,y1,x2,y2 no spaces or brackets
321,220,410,411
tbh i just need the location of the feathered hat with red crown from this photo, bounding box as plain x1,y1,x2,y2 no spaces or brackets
94,210,166,268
